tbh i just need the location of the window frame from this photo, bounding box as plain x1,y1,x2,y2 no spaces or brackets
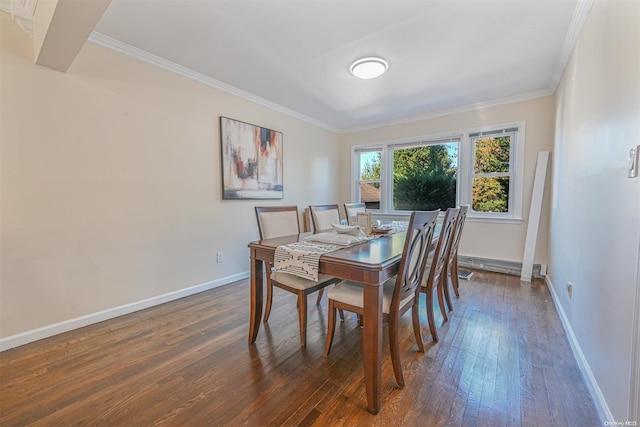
351,121,525,223
466,126,521,219
387,138,461,214
353,147,383,212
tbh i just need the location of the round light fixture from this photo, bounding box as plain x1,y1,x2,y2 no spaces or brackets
350,57,388,79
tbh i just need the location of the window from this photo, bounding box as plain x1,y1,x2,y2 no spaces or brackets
390,140,459,211
352,123,524,222
470,128,517,213
357,148,382,210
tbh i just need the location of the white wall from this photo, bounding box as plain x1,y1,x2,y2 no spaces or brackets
338,96,555,265
0,12,340,339
550,0,640,421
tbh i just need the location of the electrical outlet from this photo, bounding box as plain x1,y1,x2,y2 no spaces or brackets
217,252,224,263
566,282,573,299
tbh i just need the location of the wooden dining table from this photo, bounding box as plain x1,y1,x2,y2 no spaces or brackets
247,230,410,414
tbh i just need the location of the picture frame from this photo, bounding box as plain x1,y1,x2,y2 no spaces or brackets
220,116,283,199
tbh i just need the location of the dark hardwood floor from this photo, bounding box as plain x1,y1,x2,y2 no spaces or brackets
0,270,600,426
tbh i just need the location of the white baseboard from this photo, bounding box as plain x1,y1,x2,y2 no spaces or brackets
544,275,613,422
0,271,250,352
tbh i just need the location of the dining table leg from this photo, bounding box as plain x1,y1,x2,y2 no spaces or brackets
363,282,383,414
249,254,264,344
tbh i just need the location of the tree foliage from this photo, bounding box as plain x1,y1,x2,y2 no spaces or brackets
393,145,457,211
472,177,509,212
358,138,511,212
361,152,381,181
472,137,510,212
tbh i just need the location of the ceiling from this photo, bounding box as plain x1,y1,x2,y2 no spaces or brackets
91,0,584,132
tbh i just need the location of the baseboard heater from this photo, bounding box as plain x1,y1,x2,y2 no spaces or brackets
457,255,546,279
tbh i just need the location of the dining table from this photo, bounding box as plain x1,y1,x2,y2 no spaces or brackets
248,228,415,414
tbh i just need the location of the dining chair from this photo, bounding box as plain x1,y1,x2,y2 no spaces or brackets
309,204,341,232
255,205,341,347
442,205,469,311
420,207,459,343
324,209,440,387
308,204,343,304
343,202,366,221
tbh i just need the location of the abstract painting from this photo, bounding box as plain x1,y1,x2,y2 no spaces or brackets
220,117,283,199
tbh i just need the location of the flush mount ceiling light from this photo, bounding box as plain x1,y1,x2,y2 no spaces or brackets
350,57,388,79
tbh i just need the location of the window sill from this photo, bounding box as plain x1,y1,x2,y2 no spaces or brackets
372,211,523,225
466,215,523,225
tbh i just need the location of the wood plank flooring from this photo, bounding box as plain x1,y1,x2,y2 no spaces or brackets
0,271,600,426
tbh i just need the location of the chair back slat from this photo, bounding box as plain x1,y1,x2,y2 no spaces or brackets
426,207,460,287
392,210,440,310
447,205,469,266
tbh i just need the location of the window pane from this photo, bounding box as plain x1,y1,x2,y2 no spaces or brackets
472,177,509,212
359,151,381,180
360,182,380,209
392,143,457,211
474,136,511,174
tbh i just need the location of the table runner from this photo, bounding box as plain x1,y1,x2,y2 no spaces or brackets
274,223,409,282
372,221,409,234
274,241,342,281
392,221,408,231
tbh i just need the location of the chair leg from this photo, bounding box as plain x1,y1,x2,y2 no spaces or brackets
388,313,404,388
437,275,449,322
316,288,324,304
426,285,439,342
412,301,425,353
324,299,337,357
443,269,454,312
451,256,460,297
298,292,307,347
264,272,274,323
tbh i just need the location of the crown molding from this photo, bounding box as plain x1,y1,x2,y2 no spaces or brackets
0,0,36,35
0,0,36,16
89,22,575,136
337,89,552,134
549,0,594,92
87,31,338,133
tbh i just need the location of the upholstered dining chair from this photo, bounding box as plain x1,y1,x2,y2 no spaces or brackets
308,204,343,304
343,202,366,222
255,205,341,347
324,210,440,387
309,204,341,232
442,205,469,311
420,207,459,343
